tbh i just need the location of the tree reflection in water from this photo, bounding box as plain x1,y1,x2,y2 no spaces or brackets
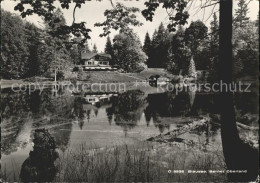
71,97,87,129
2,87,258,182
20,129,58,182
106,90,148,135
1,89,74,155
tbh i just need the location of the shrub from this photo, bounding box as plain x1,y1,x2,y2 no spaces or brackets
56,71,64,81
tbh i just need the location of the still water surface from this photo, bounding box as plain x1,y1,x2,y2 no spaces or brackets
1,88,258,181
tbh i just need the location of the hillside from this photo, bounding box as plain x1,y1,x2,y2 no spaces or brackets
86,68,173,83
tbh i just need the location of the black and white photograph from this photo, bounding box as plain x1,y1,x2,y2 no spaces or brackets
1,0,259,182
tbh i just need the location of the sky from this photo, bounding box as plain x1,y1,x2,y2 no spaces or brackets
2,0,259,52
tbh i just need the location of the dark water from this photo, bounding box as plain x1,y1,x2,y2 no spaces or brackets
1,88,258,181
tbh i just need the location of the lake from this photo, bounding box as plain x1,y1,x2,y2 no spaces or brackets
1,87,258,182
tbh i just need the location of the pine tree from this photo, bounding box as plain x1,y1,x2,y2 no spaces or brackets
156,23,171,68
143,32,151,57
25,22,42,77
104,36,115,65
156,23,166,41
105,36,113,54
83,41,90,52
234,0,250,27
149,30,158,68
170,26,191,75
92,44,98,53
149,23,171,68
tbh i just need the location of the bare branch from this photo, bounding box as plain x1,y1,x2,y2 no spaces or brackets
72,4,77,24
201,2,219,9
205,3,218,23
110,0,115,9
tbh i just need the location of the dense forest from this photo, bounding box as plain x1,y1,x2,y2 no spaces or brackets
1,9,76,79
1,0,258,79
104,0,258,78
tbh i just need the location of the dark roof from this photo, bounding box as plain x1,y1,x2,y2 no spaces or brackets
98,53,112,59
81,52,111,60
81,52,97,60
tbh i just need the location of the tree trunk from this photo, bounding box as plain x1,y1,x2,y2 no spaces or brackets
219,0,258,181
219,0,239,146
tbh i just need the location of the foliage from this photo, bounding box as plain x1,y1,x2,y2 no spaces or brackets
20,129,58,182
92,43,98,53
24,22,43,77
232,1,258,78
12,0,190,43
70,44,81,65
1,8,74,79
234,0,250,28
113,29,147,72
95,2,143,37
83,41,91,52
168,27,191,75
208,13,220,81
104,36,115,65
1,10,30,79
107,90,147,130
13,0,91,45
2,1,258,79
56,71,65,81
143,32,151,64
233,21,258,77
148,23,171,68
184,20,208,55
142,0,189,32
39,8,73,75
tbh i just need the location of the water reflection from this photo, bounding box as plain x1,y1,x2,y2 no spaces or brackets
106,90,148,134
1,88,258,182
2,88,257,155
1,89,74,155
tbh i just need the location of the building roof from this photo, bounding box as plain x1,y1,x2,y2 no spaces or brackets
81,52,98,60
98,53,112,59
81,52,111,60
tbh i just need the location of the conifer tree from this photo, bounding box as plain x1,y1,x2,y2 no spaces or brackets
82,41,91,52
234,0,250,28
143,32,151,57
105,36,113,54
149,23,171,68
149,30,158,68
156,23,171,68
104,36,115,65
92,43,98,53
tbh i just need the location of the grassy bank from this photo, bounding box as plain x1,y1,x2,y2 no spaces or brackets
84,68,173,82
2,141,226,182
1,69,169,88
54,143,226,182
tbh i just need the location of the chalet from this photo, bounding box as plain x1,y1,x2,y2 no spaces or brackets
80,51,117,71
